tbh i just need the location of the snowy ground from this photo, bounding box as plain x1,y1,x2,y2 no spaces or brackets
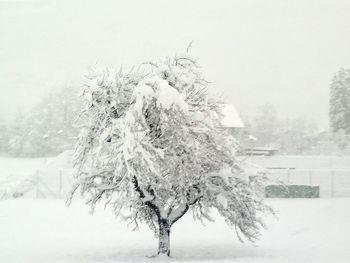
0,198,349,263
2,155,350,198
247,156,350,197
0,154,70,198
0,156,48,179
1,156,349,262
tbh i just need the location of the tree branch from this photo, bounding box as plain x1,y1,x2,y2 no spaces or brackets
132,176,161,219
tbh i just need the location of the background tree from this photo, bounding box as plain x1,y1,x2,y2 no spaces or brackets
243,105,319,154
249,104,281,148
331,129,349,152
0,115,9,153
278,117,318,154
69,53,273,257
329,68,350,134
6,86,80,157
7,108,26,156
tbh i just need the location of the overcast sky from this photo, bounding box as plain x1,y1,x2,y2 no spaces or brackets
1,0,350,129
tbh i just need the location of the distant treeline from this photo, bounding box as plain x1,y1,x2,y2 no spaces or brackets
1,86,350,157
0,86,80,157
237,104,350,155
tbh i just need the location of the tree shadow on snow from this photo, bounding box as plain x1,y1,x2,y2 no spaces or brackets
61,244,274,262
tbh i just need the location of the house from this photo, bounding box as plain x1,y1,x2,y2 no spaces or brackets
219,104,278,156
220,104,244,129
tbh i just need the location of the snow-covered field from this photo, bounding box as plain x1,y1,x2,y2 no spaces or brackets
248,156,350,197
1,156,350,262
2,155,350,198
0,198,349,263
0,156,48,179
0,154,73,198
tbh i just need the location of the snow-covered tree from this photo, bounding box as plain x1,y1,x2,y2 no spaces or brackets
329,68,350,134
69,53,273,256
278,117,318,154
7,108,26,156
244,104,319,154
0,115,9,153
7,86,80,157
250,104,281,147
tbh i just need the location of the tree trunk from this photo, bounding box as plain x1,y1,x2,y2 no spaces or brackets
158,219,171,256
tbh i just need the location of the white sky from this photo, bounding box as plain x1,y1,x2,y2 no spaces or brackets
1,0,350,128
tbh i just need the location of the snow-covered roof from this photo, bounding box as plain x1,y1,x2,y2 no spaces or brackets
220,104,244,128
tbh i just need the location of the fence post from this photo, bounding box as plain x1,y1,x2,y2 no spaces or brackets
287,168,290,184
331,171,335,198
36,171,39,199
309,170,313,186
59,170,63,197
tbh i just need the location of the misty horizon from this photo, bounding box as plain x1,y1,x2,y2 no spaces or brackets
1,1,350,263
2,0,350,129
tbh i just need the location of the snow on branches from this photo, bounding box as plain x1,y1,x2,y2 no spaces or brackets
69,52,273,256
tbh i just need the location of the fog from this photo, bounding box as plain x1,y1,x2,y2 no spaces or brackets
1,0,350,128
2,2,350,262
